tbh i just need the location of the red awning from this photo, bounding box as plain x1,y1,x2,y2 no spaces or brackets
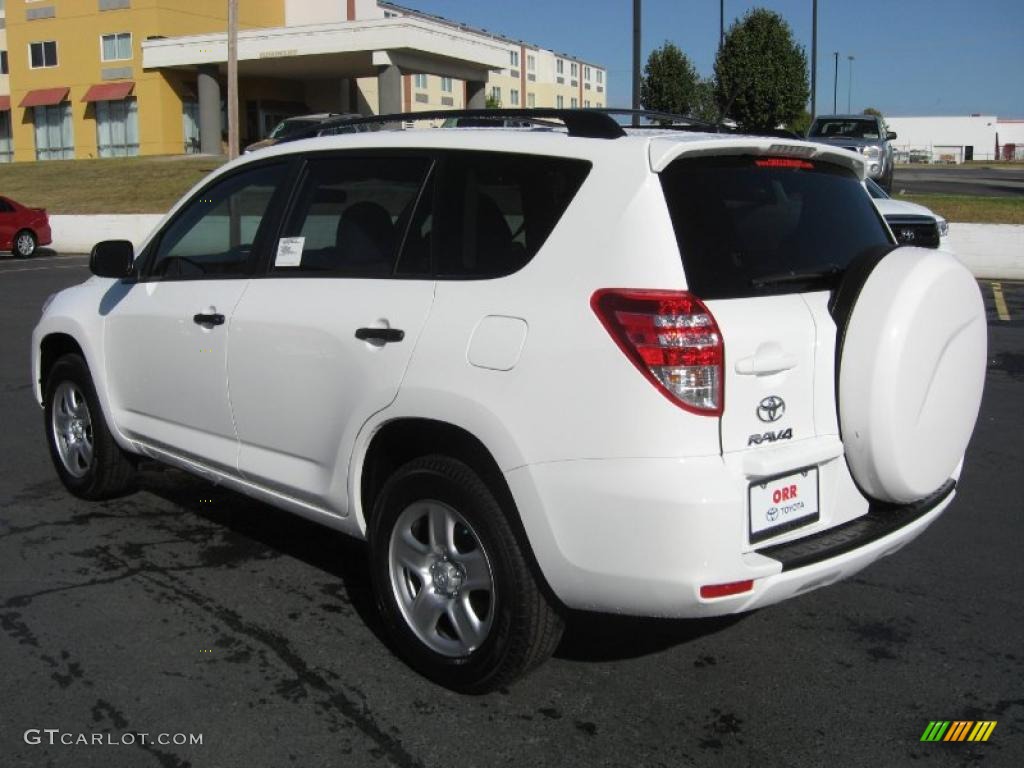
19,87,70,108
0,96,10,111
81,81,135,103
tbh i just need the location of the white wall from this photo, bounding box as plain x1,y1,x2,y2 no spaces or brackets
285,0,346,26
885,115,999,162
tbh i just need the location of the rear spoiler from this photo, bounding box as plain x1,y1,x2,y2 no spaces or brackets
649,137,866,179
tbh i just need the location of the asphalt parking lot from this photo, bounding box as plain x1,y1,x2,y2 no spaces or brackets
893,166,1024,197
1,255,1021,768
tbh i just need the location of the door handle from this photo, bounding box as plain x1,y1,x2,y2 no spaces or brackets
735,351,798,375
355,327,405,343
193,312,225,327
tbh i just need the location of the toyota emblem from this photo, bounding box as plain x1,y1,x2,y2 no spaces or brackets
757,396,786,423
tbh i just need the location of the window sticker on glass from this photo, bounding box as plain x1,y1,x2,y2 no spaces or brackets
275,236,305,267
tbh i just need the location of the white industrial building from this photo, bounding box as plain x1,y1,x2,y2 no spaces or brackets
884,115,1024,163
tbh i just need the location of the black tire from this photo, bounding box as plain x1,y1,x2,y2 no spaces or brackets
43,353,136,500
368,455,563,693
14,229,37,258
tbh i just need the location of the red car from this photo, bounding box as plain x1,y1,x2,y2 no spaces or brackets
0,195,52,257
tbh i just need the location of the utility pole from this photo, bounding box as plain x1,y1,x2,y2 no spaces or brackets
227,0,239,159
810,0,817,120
832,51,838,113
847,54,854,113
632,0,641,126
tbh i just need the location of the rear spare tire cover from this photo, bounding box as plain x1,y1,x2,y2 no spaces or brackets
838,247,986,504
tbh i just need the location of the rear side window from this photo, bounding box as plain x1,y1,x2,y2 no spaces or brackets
434,151,590,279
659,156,892,299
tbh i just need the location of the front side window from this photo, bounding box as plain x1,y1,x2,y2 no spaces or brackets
434,151,590,279
34,103,73,160
101,33,132,62
149,163,287,279
29,41,58,69
277,155,432,277
659,156,892,299
96,98,139,157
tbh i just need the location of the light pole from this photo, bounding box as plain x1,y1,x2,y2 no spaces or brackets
847,55,855,113
632,0,641,126
810,0,817,120
832,51,839,113
720,0,724,50
227,0,239,159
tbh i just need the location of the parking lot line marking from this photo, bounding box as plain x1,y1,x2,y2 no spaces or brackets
991,282,1010,321
0,264,90,275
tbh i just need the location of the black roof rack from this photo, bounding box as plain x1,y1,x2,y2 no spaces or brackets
279,108,728,144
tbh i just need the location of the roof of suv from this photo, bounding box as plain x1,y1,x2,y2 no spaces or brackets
246,127,867,178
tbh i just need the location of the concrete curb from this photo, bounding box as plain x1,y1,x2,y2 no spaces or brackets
947,224,1024,280
47,215,1023,281
49,214,165,255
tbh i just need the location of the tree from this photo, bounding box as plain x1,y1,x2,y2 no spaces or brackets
714,9,809,132
691,78,720,123
641,42,701,116
862,107,889,133
786,110,812,136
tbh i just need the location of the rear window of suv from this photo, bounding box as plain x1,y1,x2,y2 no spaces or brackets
659,155,892,299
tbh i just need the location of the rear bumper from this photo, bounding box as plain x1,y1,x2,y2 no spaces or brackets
505,455,955,618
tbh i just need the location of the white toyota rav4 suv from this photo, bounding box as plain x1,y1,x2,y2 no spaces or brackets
32,110,987,692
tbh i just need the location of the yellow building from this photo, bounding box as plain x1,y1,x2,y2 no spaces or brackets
2,0,607,162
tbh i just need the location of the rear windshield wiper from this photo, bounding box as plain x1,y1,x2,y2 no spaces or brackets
751,264,843,288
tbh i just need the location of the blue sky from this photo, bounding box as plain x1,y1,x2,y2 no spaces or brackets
404,0,1024,118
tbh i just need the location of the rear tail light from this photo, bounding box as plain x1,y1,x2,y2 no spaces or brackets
591,289,724,415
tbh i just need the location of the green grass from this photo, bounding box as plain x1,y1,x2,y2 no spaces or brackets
893,192,1024,224
0,155,226,214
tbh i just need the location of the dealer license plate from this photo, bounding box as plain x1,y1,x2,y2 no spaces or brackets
749,467,820,543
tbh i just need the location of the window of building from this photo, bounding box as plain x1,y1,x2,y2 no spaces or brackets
584,66,591,80
584,100,591,108
414,73,428,89
527,93,535,108
490,86,501,104
556,58,563,74
597,70,604,84
510,50,519,68
0,51,8,75
556,95,564,109
149,163,288,278
570,62,577,77
183,101,200,154
101,32,132,62
571,97,578,108
440,77,453,93
33,103,74,160
527,54,535,72
96,97,139,157
510,89,519,106
277,155,432,276
0,112,13,164
29,40,58,69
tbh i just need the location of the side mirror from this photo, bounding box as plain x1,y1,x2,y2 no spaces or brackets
89,240,135,279
886,131,897,141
